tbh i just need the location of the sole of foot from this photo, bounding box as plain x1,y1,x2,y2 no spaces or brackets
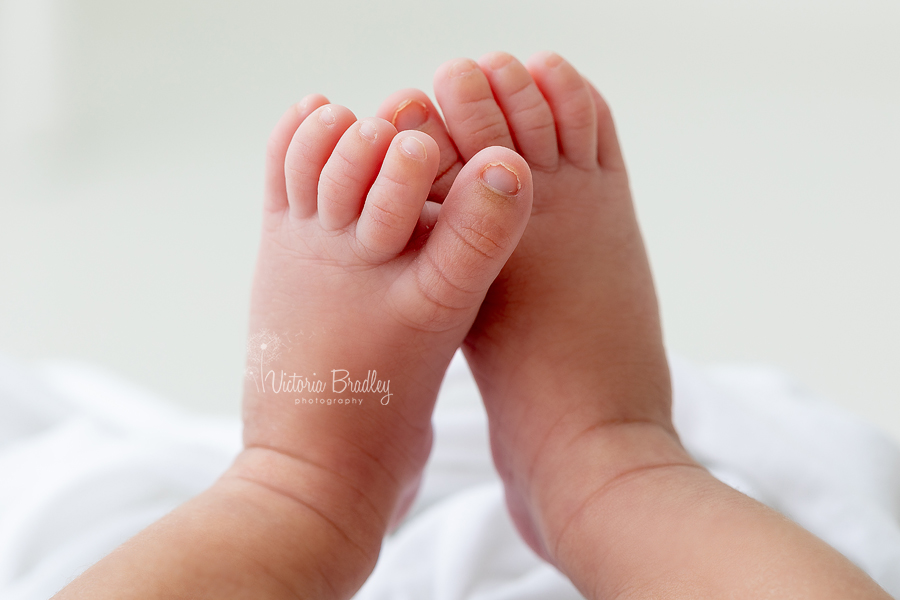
378,48,685,575
235,95,533,595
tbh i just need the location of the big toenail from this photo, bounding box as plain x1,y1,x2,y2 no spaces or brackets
391,99,428,130
359,120,378,142
481,162,521,195
449,59,477,77
483,52,513,70
544,52,564,68
318,106,336,126
400,135,427,160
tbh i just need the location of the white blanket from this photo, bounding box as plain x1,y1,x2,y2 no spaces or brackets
0,352,897,599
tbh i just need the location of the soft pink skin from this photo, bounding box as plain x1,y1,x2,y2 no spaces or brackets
49,53,890,600
53,98,534,600
379,49,671,561
378,52,891,599
240,97,534,595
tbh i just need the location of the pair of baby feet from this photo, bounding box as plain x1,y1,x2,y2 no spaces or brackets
51,50,887,600
236,51,684,598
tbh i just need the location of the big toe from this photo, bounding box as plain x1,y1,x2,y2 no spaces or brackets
396,147,533,331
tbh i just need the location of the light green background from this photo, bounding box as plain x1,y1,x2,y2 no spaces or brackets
1,0,898,441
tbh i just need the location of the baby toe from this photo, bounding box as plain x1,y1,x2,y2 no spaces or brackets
377,89,463,203
284,104,357,219
264,94,330,212
584,78,627,172
478,52,558,171
355,131,440,260
317,117,396,231
526,52,598,169
433,58,515,162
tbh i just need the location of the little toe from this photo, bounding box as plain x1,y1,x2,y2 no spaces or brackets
478,52,558,171
526,52,598,169
584,78,627,172
433,58,515,162
317,117,396,231
265,94,329,212
284,104,357,219
377,89,463,203
356,131,440,260
399,146,532,330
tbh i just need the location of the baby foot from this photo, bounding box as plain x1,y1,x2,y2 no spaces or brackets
379,52,687,587
234,95,532,595
380,55,893,600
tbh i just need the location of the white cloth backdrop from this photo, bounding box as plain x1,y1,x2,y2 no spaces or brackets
0,351,897,599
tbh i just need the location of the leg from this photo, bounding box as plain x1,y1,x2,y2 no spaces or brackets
54,95,534,600
378,53,890,599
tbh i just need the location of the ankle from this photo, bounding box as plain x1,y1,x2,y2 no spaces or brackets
467,340,672,420
513,419,696,565
218,446,391,596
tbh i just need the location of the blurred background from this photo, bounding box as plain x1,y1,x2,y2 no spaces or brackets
1,0,898,440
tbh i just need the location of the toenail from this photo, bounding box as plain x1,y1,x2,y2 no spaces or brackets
544,52,564,68
480,162,521,195
399,135,427,160
483,52,514,70
358,120,378,142
318,105,336,126
391,99,428,130
448,59,477,78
